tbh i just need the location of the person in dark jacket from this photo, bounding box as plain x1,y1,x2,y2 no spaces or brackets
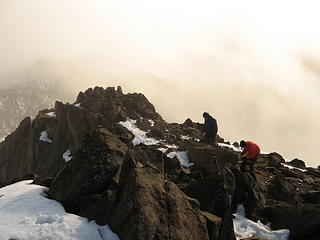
201,112,218,144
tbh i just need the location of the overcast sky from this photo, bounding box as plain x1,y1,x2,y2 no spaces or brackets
0,0,320,166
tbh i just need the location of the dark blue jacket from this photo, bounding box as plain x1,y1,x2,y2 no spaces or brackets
203,115,218,137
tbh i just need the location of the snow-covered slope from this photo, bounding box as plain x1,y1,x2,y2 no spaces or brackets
0,181,119,240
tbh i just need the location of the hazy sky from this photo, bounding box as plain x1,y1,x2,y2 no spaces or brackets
0,0,320,166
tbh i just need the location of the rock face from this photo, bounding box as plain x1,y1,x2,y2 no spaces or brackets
108,147,211,240
48,129,127,212
0,86,162,183
263,201,320,240
49,130,222,240
1,86,320,240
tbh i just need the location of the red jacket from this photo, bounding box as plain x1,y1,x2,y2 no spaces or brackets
242,141,260,159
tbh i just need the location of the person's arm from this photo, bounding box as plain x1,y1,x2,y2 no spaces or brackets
202,120,209,134
240,147,249,158
240,151,248,158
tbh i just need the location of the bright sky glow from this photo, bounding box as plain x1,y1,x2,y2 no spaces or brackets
1,0,320,165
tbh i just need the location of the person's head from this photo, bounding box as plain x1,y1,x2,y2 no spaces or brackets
203,112,210,119
240,140,246,148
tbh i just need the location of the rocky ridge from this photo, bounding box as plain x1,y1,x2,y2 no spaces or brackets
0,86,319,240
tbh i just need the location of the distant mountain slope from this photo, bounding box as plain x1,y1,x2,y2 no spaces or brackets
0,63,69,140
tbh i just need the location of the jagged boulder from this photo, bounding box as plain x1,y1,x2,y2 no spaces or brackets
263,200,320,240
164,155,190,184
267,174,298,204
108,147,215,240
201,211,222,240
48,129,127,213
183,118,195,128
184,146,237,240
0,86,164,183
288,158,306,169
0,117,33,182
300,191,320,204
187,145,239,173
232,170,266,222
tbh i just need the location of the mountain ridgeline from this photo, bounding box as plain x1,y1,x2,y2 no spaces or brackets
0,86,319,240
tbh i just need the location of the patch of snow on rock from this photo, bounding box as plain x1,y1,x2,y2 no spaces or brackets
165,143,178,149
281,163,307,172
233,205,289,240
158,148,168,153
181,135,191,140
119,118,160,146
148,119,155,126
63,149,73,162
46,112,56,117
167,151,194,167
39,131,52,143
218,143,241,152
0,180,119,240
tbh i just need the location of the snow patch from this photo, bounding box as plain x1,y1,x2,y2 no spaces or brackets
39,131,52,143
148,119,155,126
281,163,307,172
74,103,81,107
0,181,119,240
181,135,191,140
158,148,168,153
165,143,178,149
218,143,241,152
46,112,56,117
233,205,289,240
119,118,160,146
167,151,194,167
63,149,73,162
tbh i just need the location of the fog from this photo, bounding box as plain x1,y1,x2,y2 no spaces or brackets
0,0,320,166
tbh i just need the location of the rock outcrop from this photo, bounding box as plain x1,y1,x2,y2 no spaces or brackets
49,129,222,240
0,86,163,183
1,86,320,240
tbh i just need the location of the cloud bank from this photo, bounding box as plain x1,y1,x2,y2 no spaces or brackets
0,0,320,166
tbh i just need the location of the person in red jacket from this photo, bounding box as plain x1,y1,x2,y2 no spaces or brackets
239,140,260,180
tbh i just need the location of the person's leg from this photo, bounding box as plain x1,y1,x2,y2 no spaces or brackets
240,159,246,172
200,135,216,145
249,156,257,181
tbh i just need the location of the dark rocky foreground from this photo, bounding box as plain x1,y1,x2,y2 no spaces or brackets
0,86,319,240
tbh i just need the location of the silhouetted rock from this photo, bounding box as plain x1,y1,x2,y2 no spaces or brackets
108,147,213,240
201,211,222,240
289,158,306,169
0,117,33,182
0,86,163,183
263,200,320,240
183,118,195,128
1,85,320,240
300,191,320,204
48,129,127,213
32,175,53,188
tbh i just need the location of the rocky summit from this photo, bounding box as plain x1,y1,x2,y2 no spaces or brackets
0,86,319,240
